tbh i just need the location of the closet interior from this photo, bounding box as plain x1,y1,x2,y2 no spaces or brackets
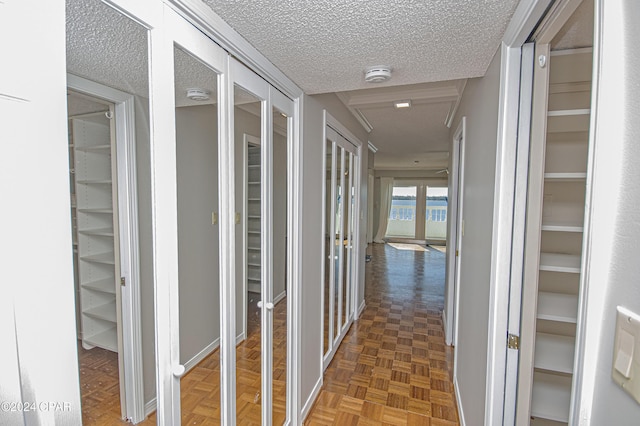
519,0,594,424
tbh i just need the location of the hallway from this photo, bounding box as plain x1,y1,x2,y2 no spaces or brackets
305,243,458,425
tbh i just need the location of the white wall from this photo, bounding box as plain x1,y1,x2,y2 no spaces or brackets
447,46,502,423
577,1,640,423
0,0,83,422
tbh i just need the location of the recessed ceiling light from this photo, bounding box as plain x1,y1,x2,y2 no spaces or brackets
394,100,411,109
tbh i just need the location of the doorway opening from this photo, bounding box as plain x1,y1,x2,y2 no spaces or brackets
67,91,124,422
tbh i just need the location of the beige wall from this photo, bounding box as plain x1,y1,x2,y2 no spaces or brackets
300,93,370,414
175,105,221,364
447,45,502,423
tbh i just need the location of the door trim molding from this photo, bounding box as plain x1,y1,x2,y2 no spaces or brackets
67,73,145,423
484,1,556,423
446,117,465,349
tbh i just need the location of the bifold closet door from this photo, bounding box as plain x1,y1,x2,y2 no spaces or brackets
151,6,294,424
323,127,359,369
151,5,227,424
231,58,294,425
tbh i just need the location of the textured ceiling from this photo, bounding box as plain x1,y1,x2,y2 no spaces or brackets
552,0,594,50
201,0,520,94
66,0,149,98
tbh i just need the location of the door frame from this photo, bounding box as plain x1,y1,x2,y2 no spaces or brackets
67,73,145,423
483,0,557,424
446,117,466,349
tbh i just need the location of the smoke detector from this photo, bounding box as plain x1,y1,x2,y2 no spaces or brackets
364,66,392,83
186,88,210,101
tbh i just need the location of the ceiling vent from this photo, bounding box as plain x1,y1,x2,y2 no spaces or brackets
364,66,392,83
186,88,210,101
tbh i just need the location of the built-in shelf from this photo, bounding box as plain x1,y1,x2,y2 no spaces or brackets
246,141,261,296
544,172,587,181
84,327,118,352
528,46,591,424
76,179,112,185
78,228,114,237
80,252,115,265
77,208,113,214
83,300,117,322
541,221,584,233
547,109,590,133
531,372,572,423
73,114,119,354
547,108,590,117
81,277,116,294
534,333,575,374
537,292,578,323
539,253,581,273
75,144,111,152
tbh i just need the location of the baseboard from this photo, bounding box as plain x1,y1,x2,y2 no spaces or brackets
184,338,220,373
454,375,466,426
144,398,156,418
357,300,366,317
236,332,246,345
274,290,286,305
301,376,323,422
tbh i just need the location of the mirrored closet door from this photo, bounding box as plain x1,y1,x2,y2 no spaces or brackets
323,123,360,370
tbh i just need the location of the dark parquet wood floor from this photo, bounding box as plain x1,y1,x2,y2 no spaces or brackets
79,243,457,425
305,243,459,425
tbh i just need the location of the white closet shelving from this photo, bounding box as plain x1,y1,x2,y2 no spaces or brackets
247,144,261,294
529,48,592,424
71,112,119,353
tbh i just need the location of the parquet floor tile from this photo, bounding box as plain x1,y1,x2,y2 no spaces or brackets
305,243,459,425
78,243,456,425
